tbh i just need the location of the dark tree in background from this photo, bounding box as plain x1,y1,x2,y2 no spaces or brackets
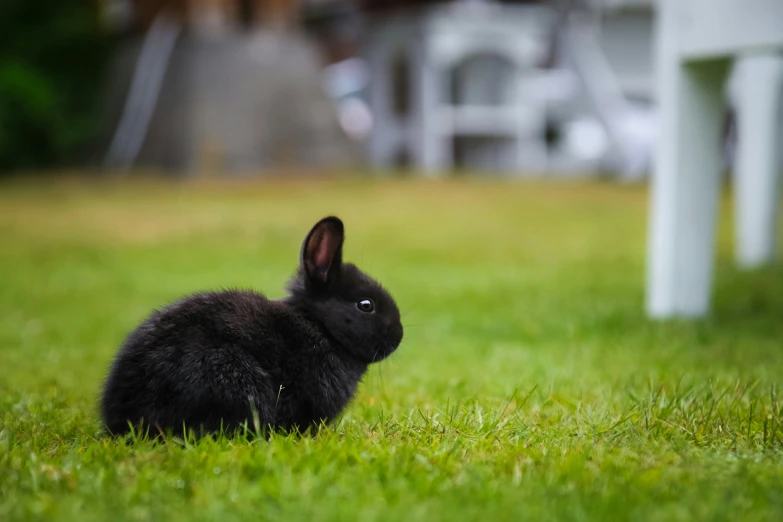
0,1,113,173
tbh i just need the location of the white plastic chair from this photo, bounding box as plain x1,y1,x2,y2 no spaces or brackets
646,0,783,318
364,3,555,175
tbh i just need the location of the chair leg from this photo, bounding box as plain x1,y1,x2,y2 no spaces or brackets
646,55,731,319
410,38,449,176
367,37,398,169
733,53,783,268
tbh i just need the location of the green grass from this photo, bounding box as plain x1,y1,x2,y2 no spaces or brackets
1,175,782,521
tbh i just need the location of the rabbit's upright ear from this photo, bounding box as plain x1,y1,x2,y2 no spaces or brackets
301,216,344,290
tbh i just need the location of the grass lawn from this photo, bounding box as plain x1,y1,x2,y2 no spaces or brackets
1,174,782,521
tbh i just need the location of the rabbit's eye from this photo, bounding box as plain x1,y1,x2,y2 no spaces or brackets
356,299,375,314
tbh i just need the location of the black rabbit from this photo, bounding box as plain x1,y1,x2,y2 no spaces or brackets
100,216,403,437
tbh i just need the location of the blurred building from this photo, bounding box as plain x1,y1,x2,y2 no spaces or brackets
97,0,699,179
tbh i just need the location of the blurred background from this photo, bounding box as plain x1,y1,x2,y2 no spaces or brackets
1,0,745,179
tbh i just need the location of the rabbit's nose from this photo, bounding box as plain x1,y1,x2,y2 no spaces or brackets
388,322,403,345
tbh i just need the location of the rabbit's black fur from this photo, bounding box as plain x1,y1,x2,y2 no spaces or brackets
100,216,403,437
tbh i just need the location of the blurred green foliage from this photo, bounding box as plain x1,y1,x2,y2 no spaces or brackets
0,1,114,172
